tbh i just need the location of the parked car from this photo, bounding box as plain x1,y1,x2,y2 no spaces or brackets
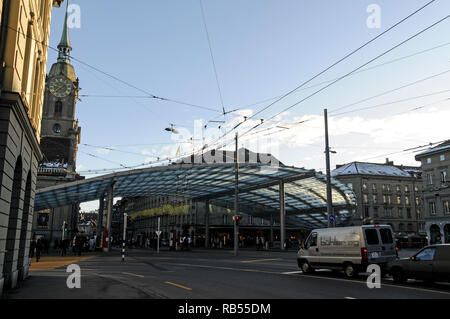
297,225,397,278
388,244,450,283
395,234,428,249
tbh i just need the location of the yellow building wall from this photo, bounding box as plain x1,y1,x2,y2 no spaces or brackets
2,0,62,142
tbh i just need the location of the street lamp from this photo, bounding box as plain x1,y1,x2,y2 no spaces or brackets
165,124,179,134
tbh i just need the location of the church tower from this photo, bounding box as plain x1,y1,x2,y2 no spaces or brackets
40,1,81,172
34,1,84,243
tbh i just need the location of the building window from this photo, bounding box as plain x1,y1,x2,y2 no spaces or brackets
397,196,402,205
397,208,403,218
426,158,432,164
362,182,367,191
396,185,401,193
388,195,392,204
372,184,377,192
386,184,391,192
383,195,387,204
404,185,409,193
387,208,392,218
415,196,420,206
364,206,370,218
373,207,379,217
52,123,61,133
441,170,447,183
414,185,419,192
405,196,410,206
382,184,386,191
440,154,445,161
429,202,436,215
427,173,433,185
444,201,450,215
55,101,62,117
363,194,368,204
372,194,377,204
407,208,411,219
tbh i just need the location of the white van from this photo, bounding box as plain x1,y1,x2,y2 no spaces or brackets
297,225,397,278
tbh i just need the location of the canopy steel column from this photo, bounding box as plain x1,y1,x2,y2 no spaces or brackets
279,180,286,251
270,213,274,245
234,132,239,257
205,199,209,248
97,196,104,240
105,182,115,252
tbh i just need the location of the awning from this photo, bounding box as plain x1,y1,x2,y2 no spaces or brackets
35,163,356,229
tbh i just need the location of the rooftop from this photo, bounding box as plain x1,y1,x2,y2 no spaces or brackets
35,162,356,229
332,161,415,178
415,140,450,159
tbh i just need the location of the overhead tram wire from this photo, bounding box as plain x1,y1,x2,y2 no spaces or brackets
203,39,450,129
237,13,450,142
195,0,439,151
355,139,448,162
0,23,222,116
199,0,227,116
328,68,450,114
331,89,450,117
234,40,450,110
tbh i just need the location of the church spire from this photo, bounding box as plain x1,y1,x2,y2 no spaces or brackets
57,0,72,63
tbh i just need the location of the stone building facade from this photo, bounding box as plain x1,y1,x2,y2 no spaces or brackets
332,160,424,235
415,140,450,244
0,0,64,292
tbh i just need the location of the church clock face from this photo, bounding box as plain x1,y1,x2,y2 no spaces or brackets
48,75,73,98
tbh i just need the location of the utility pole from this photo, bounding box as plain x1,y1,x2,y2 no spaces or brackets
324,109,334,227
122,213,127,262
234,132,239,256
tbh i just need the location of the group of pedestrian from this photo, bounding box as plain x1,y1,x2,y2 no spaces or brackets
180,235,191,251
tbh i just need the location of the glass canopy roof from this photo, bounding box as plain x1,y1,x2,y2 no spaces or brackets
35,163,356,229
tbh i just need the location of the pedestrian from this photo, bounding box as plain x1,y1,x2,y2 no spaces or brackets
77,237,83,256
61,239,67,256
30,239,36,258
35,238,43,262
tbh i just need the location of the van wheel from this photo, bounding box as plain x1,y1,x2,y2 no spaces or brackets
392,268,407,284
343,263,357,278
300,261,313,274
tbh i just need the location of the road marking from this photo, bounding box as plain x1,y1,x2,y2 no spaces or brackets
165,281,192,291
164,262,280,275
122,272,144,278
242,258,281,263
283,272,450,296
345,297,357,299
281,271,303,275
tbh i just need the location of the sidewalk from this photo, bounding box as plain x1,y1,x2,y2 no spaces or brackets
29,255,97,271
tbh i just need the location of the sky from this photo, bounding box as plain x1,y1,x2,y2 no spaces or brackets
46,0,450,211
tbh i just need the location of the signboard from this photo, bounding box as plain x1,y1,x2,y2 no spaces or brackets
37,210,50,229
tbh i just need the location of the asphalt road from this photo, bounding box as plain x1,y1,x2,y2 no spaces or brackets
6,248,450,299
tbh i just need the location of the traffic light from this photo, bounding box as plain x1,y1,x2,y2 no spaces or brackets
63,222,68,232
233,215,241,225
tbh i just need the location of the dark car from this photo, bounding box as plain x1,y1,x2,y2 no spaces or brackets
388,244,450,284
